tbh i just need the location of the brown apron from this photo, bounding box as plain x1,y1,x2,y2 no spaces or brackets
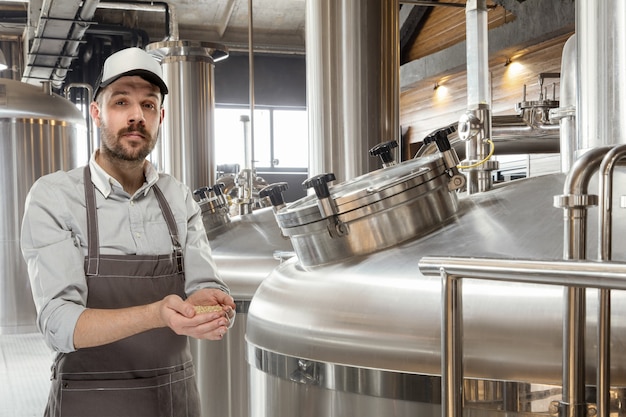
44,167,201,417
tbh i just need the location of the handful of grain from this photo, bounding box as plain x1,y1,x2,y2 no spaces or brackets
194,305,223,314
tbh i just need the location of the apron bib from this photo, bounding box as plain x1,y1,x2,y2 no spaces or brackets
44,167,200,417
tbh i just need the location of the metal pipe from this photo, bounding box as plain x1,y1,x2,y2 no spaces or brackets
418,256,626,295
420,255,626,417
463,0,493,194
248,0,255,172
596,144,626,417
50,0,99,89
64,82,95,154
555,146,610,417
441,269,463,417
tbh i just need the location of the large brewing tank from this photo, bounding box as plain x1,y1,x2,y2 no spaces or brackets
192,184,294,417
0,79,87,334
245,148,626,416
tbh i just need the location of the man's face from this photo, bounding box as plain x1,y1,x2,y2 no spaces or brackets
90,76,164,162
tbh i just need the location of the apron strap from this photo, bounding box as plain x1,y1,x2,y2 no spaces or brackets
152,184,184,273
84,167,100,276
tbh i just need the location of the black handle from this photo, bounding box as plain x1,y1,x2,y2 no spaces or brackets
423,126,456,152
193,186,211,200
369,140,398,165
211,183,226,196
260,182,289,207
302,173,336,199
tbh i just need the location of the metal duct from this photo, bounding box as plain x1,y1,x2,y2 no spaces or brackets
146,40,228,192
306,0,400,183
577,1,626,154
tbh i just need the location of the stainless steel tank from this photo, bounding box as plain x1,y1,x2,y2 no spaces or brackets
0,79,87,334
192,184,294,417
246,159,626,417
245,0,626,416
146,40,228,191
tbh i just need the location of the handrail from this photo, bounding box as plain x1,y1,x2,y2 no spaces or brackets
418,256,626,417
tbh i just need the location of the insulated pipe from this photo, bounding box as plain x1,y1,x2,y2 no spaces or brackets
50,0,99,89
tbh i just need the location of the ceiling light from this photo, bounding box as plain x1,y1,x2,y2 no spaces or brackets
0,49,7,71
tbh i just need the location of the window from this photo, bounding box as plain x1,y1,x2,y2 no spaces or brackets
213,106,308,172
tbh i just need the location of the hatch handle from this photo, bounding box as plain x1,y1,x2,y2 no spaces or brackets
193,186,211,201
423,126,455,152
303,173,336,199
369,140,398,167
260,182,289,210
424,126,466,191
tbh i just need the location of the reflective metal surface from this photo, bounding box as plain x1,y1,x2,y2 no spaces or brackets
0,79,87,334
246,172,626,416
194,207,293,417
275,154,459,266
146,40,228,191
306,0,400,182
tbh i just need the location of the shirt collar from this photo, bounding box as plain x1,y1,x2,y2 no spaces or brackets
88,151,160,198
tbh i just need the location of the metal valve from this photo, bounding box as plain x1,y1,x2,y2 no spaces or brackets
369,140,398,167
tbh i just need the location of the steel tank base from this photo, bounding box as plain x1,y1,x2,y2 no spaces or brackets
248,346,609,417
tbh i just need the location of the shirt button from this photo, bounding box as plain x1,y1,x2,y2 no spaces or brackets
135,233,141,239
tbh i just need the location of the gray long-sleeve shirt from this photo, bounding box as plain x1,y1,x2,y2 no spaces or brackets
21,153,228,353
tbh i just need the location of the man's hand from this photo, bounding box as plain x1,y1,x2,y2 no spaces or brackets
159,290,236,340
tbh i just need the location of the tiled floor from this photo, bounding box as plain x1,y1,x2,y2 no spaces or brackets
0,333,53,417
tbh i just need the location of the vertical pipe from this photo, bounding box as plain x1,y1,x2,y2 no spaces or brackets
596,145,626,417
248,0,256,171
464,0,493,194
441,270,463,417
556,35,577,173
556,146,610,417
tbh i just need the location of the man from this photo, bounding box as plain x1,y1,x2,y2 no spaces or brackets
21,47,235,417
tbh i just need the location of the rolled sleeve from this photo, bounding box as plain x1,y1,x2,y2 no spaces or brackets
21,176,87,353
180,187,229,296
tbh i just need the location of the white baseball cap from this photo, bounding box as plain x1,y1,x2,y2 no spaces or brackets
93,47,168,100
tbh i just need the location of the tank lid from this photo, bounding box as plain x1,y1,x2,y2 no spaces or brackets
276,154,448,229
0,79,86,125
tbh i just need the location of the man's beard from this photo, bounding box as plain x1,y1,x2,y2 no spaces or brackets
100,122,158,162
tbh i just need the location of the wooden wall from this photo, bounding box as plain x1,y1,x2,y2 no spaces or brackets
405,0,515,62
400,32,573,159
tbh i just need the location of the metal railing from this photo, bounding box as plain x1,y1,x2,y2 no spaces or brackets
419,144,626,417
